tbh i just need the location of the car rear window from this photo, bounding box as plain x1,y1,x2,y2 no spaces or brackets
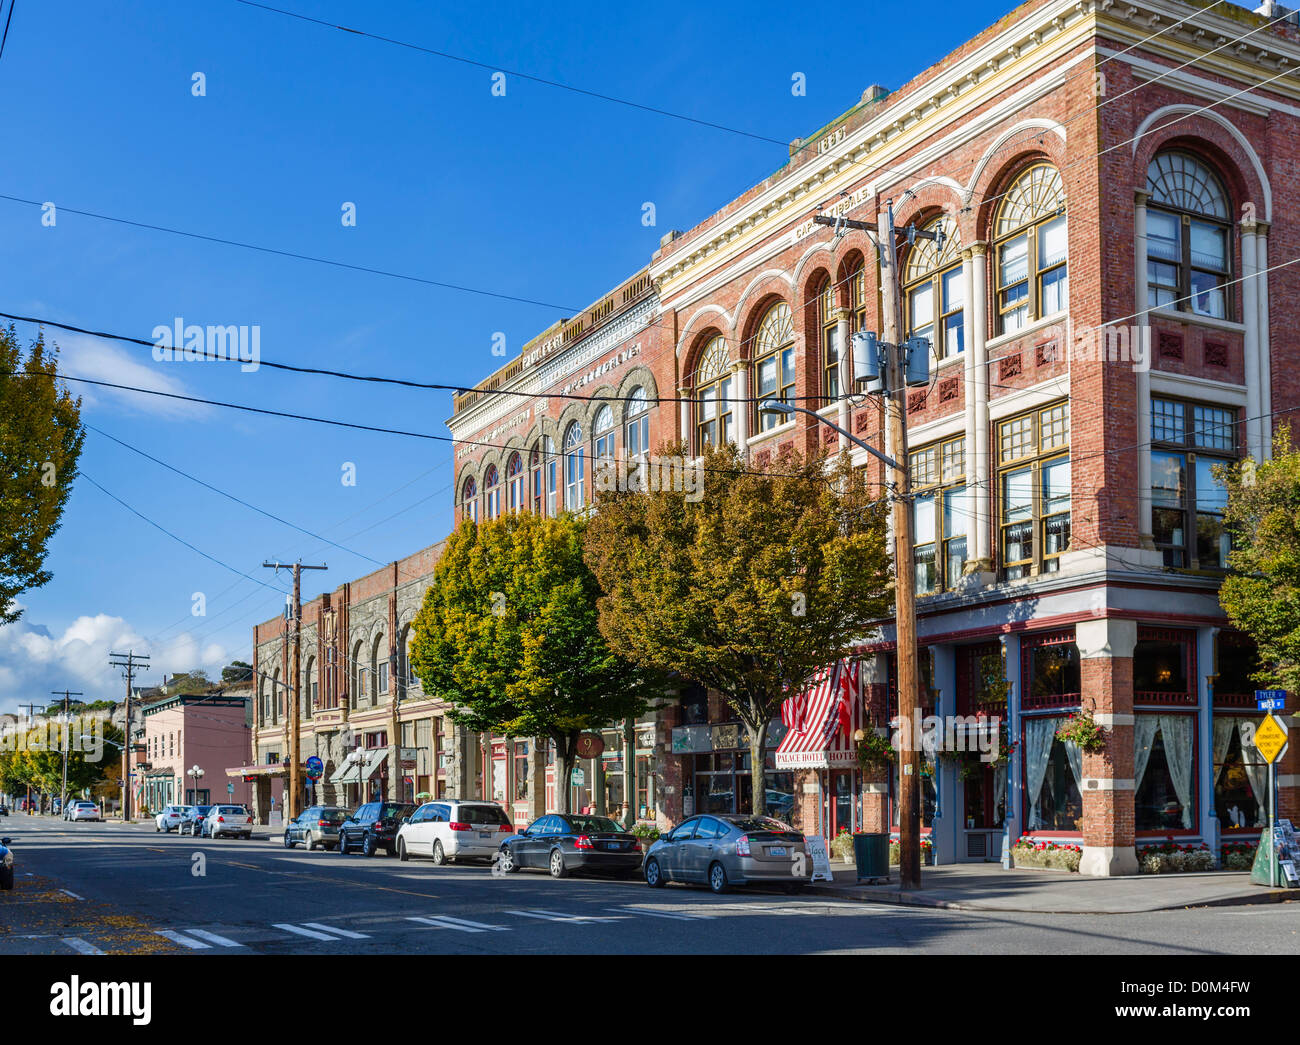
457,805,510,825
377,804,416,820
318,809,346,824
566,816,623,834
216,806,246,814
726,817,793,833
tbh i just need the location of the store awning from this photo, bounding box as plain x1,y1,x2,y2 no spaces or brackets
330,748,389,785
226,763,289,779
775,661,861,770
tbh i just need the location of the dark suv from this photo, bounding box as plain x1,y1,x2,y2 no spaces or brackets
337,801,416,857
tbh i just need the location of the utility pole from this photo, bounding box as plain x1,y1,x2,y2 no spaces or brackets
109,650,150,821
52,689,83,815
811,203,940,891
264,560,327,822
17,702,41,814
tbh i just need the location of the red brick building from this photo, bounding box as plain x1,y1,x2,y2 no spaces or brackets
449,0,1299,874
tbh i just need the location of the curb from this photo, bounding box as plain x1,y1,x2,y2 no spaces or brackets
822,884,1296,914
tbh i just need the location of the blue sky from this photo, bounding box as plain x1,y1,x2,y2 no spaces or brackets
0,0,1004,710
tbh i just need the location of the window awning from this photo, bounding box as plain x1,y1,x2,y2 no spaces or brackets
330,748,389,785
775,661,862,770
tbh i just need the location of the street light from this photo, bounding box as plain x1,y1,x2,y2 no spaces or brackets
187,765,205,808
757,399,901,471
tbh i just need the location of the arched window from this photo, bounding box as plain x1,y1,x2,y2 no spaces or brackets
532,436,556,516
904,216,964,359
593,405,616,461
1146,152,1231,319
461,476,478,523
397,623,416,698
994,165,1068,332
484,465,501,521
506,453,525,514
371,633,387,706
271,667,281,722
350,641,365,710
818,279,840,403
625,386,649,459
564,422,585,511
303,656,316,719
752,302,796,433
694,335,734,450
258,674,268,726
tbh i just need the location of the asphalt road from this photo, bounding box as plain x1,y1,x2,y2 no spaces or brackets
2,815,1298,955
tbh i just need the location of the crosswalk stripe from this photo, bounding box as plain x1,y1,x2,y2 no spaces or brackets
62,937,103,955
272,923,339,941
505,908,623,923
186,929,243,948
609,906,714,921
157,930,211,949
408,915,508,933
300,921,369,940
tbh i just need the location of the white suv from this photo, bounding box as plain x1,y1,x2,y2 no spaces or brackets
65,801,100,822
396,800,512,864
155,805,194,833
202,805,254,839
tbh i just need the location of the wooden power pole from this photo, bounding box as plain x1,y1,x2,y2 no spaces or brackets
52,689,84,813
264,560,327,821
109,651,149,821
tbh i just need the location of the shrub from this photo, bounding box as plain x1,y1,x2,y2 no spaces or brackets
1138,840,1215,874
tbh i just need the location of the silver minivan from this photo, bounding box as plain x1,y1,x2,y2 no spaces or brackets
643,814,814,894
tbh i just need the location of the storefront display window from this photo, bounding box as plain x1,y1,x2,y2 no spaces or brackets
1213,717,1266,830
1023,716,1082,831
1135,714,1195,831
892,759,937,828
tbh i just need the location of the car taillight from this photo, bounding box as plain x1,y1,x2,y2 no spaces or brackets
631,841,642,851
574,835,593,850
318,819,328,827
217,816,225,822
499,824,512,833
449,822,471,831
372,821,383,829
735,834,750,856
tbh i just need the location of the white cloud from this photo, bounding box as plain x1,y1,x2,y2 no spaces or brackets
53,333,212,420
0,605,231,713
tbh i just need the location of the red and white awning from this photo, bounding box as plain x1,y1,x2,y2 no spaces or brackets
775,661,861,770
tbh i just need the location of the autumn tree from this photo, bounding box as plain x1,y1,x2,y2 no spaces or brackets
409,512,654,814
584,442,894,817
1219,425,1300,692
0,326,84,624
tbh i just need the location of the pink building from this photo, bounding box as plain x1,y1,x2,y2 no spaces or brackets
136,691,253,812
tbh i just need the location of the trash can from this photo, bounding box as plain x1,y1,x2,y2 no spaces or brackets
853,832,890,883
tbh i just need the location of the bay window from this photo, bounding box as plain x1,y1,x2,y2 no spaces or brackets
997,401,1070,579
1150,397,1235,569
994,165,1068,333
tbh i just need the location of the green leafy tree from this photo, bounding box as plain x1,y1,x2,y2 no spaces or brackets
409,512,653,814
221,661,254,684
0,326,85,624
584,442,894,817
1220,425,1300,692
165,670,212,695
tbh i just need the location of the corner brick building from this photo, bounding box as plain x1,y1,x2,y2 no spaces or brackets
445,0,1300,875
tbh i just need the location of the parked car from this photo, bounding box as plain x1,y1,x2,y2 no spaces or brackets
202,805,254,839
65,801,101,823
337,801,417,857
0,836,12,890
179,805,214,836
155,805,194,833
497,813,642,879
0,803,9,816
642,814,813,894
284,806,347,850
396,800,512,864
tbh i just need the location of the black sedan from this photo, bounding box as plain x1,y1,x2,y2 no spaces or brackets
179,805,214,836
1,835,13,890
498,813,643,879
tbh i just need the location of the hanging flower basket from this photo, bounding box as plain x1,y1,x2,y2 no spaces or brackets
855,729,896,773
1055,709,1106,753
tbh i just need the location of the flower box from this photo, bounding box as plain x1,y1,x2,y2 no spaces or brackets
1138,841,1215,874
1011,835,1081,872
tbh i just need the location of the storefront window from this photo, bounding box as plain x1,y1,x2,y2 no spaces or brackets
892,759,937,828
513,742,528,801
1023,716,1082,831
1023,637,1080,710
1134,632,1191,700
1213,717,1267,830
1135,714,1195,831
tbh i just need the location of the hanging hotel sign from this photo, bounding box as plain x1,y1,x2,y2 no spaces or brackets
575,733,604,760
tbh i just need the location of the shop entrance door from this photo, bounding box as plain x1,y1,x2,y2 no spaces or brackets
826,769,857,838
961,766,1006,861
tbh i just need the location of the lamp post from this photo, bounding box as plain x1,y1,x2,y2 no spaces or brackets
187,765,205,808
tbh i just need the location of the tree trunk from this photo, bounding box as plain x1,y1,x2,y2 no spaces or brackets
555,734,575,815
748,716,768,818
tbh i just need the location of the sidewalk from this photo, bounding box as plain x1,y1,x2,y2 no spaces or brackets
818,861,1297,913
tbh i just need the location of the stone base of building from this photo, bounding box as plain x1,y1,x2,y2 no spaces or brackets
1079,845,1138,877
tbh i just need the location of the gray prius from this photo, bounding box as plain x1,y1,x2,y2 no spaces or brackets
643,814,814,894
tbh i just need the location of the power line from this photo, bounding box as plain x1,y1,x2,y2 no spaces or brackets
0,1,16,66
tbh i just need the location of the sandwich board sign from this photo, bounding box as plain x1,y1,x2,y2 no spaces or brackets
804,835,834,882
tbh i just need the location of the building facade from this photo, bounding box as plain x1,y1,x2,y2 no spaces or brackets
446,0,1300,873
136,689,254,813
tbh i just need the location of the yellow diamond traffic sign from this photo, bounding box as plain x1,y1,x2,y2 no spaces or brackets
1254,713,1289,764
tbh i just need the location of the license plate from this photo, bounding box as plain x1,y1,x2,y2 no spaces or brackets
479,832,491,839
769,846,787,857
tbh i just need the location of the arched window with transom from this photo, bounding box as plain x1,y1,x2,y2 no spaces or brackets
1146,152,1231,319
817,278,840,403
483,464,500,521
625,387,649,459
564,421,585,511
752,302,796,433
994,165,1068,333
461,475,478,523
694,335,733,451
531,436,556,516
593,405,616,462
506,452,525,514
904,216,964,359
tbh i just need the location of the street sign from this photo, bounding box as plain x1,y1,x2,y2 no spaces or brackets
570,767,585,786
1257,689,1287,711
305,755,324,780
227,783,234,794
1254,714,1289,764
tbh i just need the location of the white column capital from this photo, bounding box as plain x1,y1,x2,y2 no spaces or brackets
1075,618,1137,659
